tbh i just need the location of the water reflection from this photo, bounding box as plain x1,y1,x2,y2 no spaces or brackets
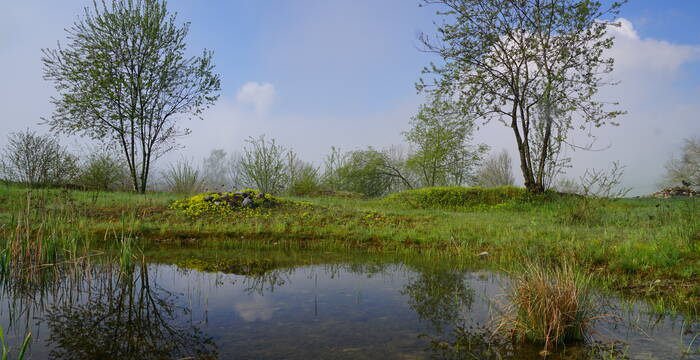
402,267,474,332
0,250,697,359
42,264,217,359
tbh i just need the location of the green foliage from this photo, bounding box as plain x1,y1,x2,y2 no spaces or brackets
404,96,486,187
170,190,308,217
42,0,221,193
331,148,407,197
239,136,288,194
77,149,129,191
288,164,322,196
386,185,525,211
556,197,608,226
0,325,31,360
418,0,625,192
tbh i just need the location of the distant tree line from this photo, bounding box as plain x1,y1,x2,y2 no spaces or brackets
10,0,684,197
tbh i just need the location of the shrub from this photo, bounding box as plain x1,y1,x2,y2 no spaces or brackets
288,164,322,196
321,147,413,197
239,135,288,194
495,262,595,352
386,185,525,210
162,159,203,194
77,149,129,191
0,130,79,187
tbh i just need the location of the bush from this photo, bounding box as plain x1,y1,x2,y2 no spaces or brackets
77,149,129,191
386,185,525,210
288,164,322,196
239,136,288,194
0,130,79,187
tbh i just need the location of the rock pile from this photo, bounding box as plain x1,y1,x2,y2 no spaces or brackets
650,187,699,199
203,190,271,208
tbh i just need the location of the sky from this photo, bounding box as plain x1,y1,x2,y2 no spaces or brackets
1,0,699,195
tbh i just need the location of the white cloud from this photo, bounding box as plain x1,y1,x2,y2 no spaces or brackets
610,18,639,40
234,82,276,116
233,295,277,322
609,18,700,73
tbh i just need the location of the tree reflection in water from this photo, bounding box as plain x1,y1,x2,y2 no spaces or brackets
43,263,217,360
402,266,474,333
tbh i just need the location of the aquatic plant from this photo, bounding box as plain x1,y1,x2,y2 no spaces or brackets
0,326,31,360
495,262,597,351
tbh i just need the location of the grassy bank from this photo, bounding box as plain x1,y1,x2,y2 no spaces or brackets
0,184,698,315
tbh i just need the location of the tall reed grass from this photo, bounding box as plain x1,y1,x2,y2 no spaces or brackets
0,326,31,360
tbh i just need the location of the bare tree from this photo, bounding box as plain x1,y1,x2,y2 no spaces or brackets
661,136,700,188
473,150,516,187
322,147,350,191
42,0,220,193
239,135,288,194
578,161,630,198
552,177,582,195
226,152,247,190
0,130,78,187
201,149,229,191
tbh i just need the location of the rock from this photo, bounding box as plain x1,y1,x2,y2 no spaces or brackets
242,197,253,207
220,194,230,201
650,186,699,198
204,195,214,202
213,200,221,206
256,193,265,199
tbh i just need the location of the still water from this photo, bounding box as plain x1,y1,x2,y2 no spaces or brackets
0,249,697,359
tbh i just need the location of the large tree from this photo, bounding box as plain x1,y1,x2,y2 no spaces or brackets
42,0,221,193
418,0,625,192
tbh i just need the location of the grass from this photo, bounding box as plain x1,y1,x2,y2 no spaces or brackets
495,262,596,352
0,326,31,360
0,183,698,315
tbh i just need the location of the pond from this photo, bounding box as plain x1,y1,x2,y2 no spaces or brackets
0,247,698,359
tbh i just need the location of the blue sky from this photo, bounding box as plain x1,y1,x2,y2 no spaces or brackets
1,1,699,194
